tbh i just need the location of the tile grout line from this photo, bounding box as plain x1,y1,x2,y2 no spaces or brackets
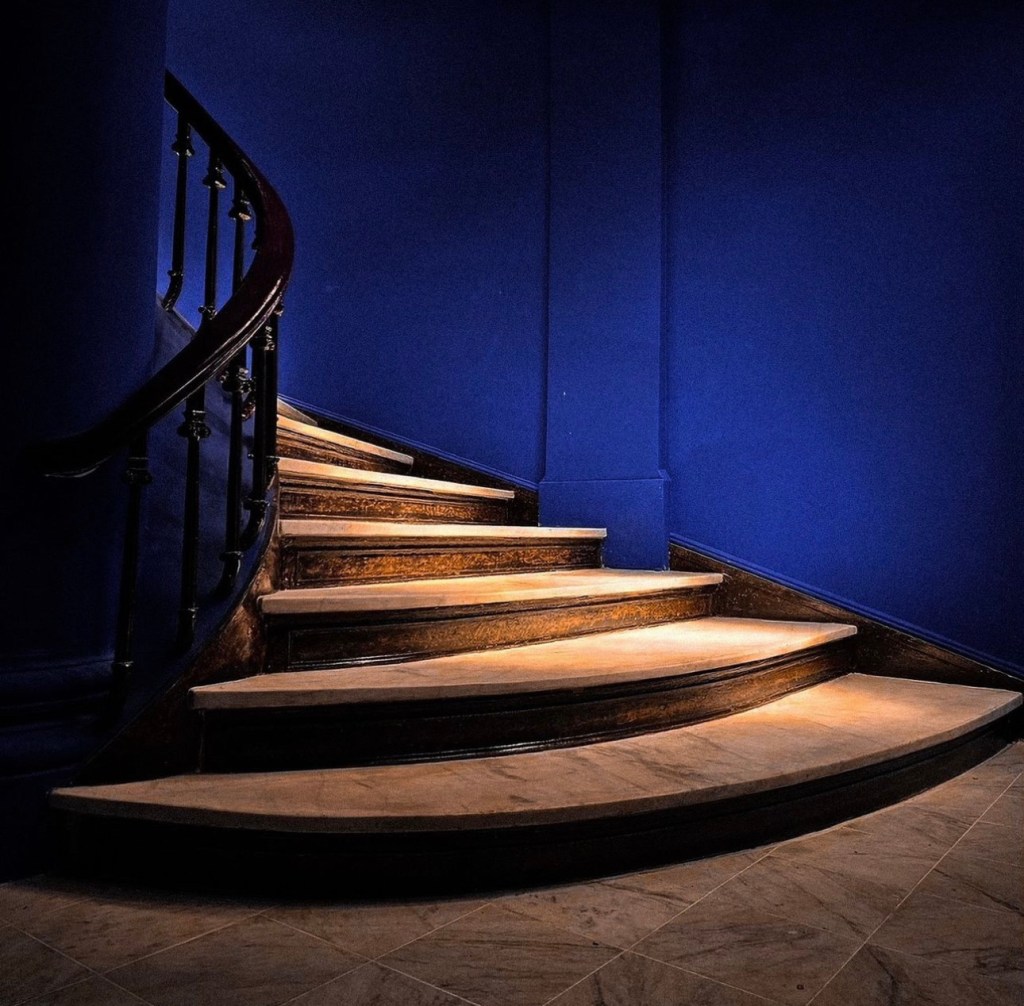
627,950,786,1004
93,908,265,975
542,846,797,1005
805,761,1021,1004
612,843,780,956
538,949,628,1006
364,900,494,960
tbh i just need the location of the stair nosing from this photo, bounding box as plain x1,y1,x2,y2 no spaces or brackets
50,676,1022,834
191,617,858,709
278,457,515,500
278,519,607,542
278,416,414,465
257,568,723,617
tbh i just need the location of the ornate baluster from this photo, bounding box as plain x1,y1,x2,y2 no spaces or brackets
241,320,271,548
106,434,151,720
161,113,193,311
217,184,253,591
266,303,281,475
176,149,224,648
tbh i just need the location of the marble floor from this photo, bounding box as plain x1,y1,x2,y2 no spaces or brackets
2,744,1021,1006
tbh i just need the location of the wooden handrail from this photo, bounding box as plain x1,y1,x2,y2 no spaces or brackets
25,70,296,705
31,72,294,478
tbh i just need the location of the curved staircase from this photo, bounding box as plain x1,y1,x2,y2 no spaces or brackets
50,405,1021,894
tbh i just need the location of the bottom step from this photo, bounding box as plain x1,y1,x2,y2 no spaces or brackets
51,675,1020,894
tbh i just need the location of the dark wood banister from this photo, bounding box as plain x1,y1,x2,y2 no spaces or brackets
25,71,295,713
32,72,294,478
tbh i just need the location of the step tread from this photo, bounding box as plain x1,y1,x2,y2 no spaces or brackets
278,457,515,500
277,399,318,426
52,675,1021,832
279,520,606,542
192,616,856,708
278,416,413,466
258,568,722,616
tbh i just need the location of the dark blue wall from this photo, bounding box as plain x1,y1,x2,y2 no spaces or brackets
166,0,1022,673
166,0,548,486
2,0,169,877
542,0,668,568
664,0,1023,673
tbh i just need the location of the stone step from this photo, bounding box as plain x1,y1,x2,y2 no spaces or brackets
278,457,517,524
278,519,607,586
277,415,414,473
259,569,723,670
50,675,1022,894
276,398,319,426
192,617,857,770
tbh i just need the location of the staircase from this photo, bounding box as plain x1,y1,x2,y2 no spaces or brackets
49,406,1022,895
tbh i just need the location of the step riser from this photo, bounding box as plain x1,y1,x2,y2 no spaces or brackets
52,721,1012,896
281,540,604,587
265,590,717,671
278,431,411,473
198,645,853,771
280,485,513,524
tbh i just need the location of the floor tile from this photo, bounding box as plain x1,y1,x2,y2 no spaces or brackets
598,848,770,907
17,887,260,972
917,848,1023,915
715,848,907,940
17,976,148,1005
632,890,857,1006
287,962,470,1004
869,891,1024,993
0,924,90,1006
264,897,485,958
0,877,96,931
770,825,936,892
905,774,1012,822
108,915,363,1006
548,951,777,1005
953,821,1022,868
501,878,685,948
841,803,972,860
980,788,1023,831
812,943,1021,1006
981,743,1024,772
381,903,617,1006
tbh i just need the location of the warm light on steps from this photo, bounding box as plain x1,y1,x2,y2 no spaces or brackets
258,568,723,616
278,456,515,499
277,414,414,466
279,519,607,541
191,617,857,708
51,676,1021,832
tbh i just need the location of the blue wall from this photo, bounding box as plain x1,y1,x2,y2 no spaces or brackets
166,0,1022,673
664,0,1023,672
166,0,548,485
2,0,169,877
542,0,668,568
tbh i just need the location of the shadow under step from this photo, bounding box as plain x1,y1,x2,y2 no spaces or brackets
279,519,607,587
260,568,723,670
193,617,857,770
50,675,1022,895
278,457,517,524
277,416,413,473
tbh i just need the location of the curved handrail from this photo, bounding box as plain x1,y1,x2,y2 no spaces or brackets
31,72,294,477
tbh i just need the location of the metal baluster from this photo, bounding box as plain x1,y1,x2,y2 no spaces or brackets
105,434,151,721
175,149,223,649
266,303,281,476
216,184,253,592
241,320,271,548
161,113,193,311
